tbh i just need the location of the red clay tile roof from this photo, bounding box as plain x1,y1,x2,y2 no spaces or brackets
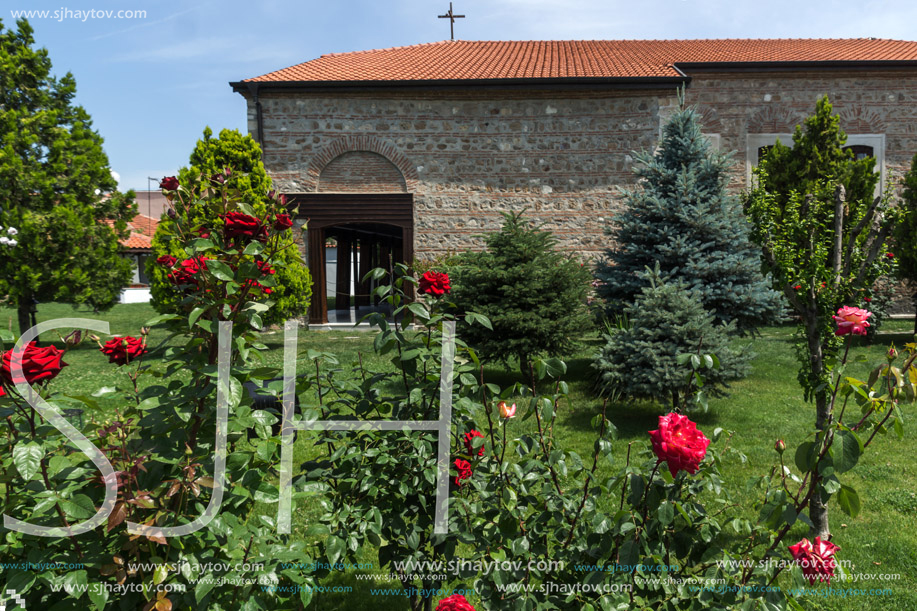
106,214,159,251
240,39,917,84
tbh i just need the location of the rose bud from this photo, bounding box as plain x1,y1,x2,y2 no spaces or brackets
63,329,83,348
888,346,899,360
167,208,177,219
498,401,517,419
88,334,100,342
775,439,786,454
140,327,151,337
268,189,276,200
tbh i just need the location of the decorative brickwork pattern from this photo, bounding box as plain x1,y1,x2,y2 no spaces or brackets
318,151,407,192
839,105,887,134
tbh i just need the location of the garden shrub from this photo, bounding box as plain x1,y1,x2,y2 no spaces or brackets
148,127,311,326
0,171,319,609
593,265,747,408
449,210,592,374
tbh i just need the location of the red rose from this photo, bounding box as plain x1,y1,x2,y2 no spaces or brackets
649,413,710,477
100,336,148,366
168,256,209,288
453,459,472,487
156,255,177,267
788,537,840,584
463,430,485,457
419,271,451,296
833,306,872,337
193,226,211,240
887,252,895,259
436,594,476,611
1,342,67,387
159,176,179,191
274,214,293,231
222,212,267,243
793,285,802,290
863,297,872,303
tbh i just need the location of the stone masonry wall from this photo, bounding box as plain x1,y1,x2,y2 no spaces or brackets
246,71,917,270
250,89,662,262
681,70,917,192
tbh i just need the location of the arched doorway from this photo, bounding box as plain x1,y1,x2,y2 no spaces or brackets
288,193,413,325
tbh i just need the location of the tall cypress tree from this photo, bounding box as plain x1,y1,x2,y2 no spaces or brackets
0,19,135,334
595,98,781,334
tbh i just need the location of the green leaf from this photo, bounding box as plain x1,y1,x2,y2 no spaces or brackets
794,441,816,473
658,501,674,526
13,442,42,481
59,494,96,520
831,430,862,474
837,484,861,518
206,259,235,281
325,535,345,564
243,241,265,255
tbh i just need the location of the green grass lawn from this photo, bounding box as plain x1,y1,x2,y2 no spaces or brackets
2,303,916,610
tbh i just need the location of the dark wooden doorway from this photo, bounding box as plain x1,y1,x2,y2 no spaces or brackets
287,193,413,324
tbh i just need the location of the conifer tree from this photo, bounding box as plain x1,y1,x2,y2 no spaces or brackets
148,128,311,325
595,98,782,334
593,266,746,408
451,211,592,374
0,19,135,334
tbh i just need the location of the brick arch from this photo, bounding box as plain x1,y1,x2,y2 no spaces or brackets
693,105,723,133
307,136,419,192
318,151,407,193
838,106,886,134
748,106,804,133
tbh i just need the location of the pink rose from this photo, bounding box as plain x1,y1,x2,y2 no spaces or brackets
649,413,710,477
833,306,872,337
788,537,840,584
498,401,516,419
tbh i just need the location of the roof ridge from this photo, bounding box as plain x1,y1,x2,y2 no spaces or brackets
321,39,456,58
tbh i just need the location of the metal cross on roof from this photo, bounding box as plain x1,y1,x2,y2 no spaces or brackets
438,2,465,41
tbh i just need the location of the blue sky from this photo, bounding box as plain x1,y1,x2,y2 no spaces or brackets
7,0,917,193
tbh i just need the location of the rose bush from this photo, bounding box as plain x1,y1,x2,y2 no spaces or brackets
0,170,320,610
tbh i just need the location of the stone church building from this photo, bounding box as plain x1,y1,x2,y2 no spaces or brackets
230,39,917,324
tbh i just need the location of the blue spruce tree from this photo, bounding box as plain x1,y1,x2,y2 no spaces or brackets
595,99,782,333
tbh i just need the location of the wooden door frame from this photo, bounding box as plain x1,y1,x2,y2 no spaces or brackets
286,193,414,324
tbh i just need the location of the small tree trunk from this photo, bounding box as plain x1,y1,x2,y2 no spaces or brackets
805,314,831,540
913,292,917,336
17,296,32,338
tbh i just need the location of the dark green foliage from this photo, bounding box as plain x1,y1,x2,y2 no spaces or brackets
451,211,592,373
594,267,747,407
595,100,782,334
0,19,135,332
148,128,311,324
894,153,917,330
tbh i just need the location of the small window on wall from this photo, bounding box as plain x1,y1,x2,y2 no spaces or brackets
844,145,874,161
